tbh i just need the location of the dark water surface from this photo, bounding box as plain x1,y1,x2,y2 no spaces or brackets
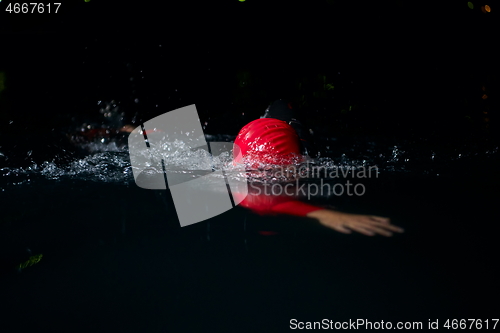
1,141,499,332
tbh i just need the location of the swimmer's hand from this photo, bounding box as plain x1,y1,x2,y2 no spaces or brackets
306,209,404,237
119,125,134,133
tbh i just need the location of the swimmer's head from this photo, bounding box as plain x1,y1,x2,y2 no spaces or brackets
233,118,302,168
262,99,296,122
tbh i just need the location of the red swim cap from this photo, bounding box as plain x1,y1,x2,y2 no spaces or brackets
233,118,301,167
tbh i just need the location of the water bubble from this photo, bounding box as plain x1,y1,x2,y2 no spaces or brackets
134,98,139,103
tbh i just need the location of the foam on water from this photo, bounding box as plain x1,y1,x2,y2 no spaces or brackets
0,135,498,190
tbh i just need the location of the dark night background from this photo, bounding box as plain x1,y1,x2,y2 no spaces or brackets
1,1,500,332
1,1,497,148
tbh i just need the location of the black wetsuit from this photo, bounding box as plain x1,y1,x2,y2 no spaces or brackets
261,99,317,158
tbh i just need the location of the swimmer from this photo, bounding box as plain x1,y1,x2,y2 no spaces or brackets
233,115,403,237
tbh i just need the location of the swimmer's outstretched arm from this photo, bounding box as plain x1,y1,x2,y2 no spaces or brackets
306,209,404,237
